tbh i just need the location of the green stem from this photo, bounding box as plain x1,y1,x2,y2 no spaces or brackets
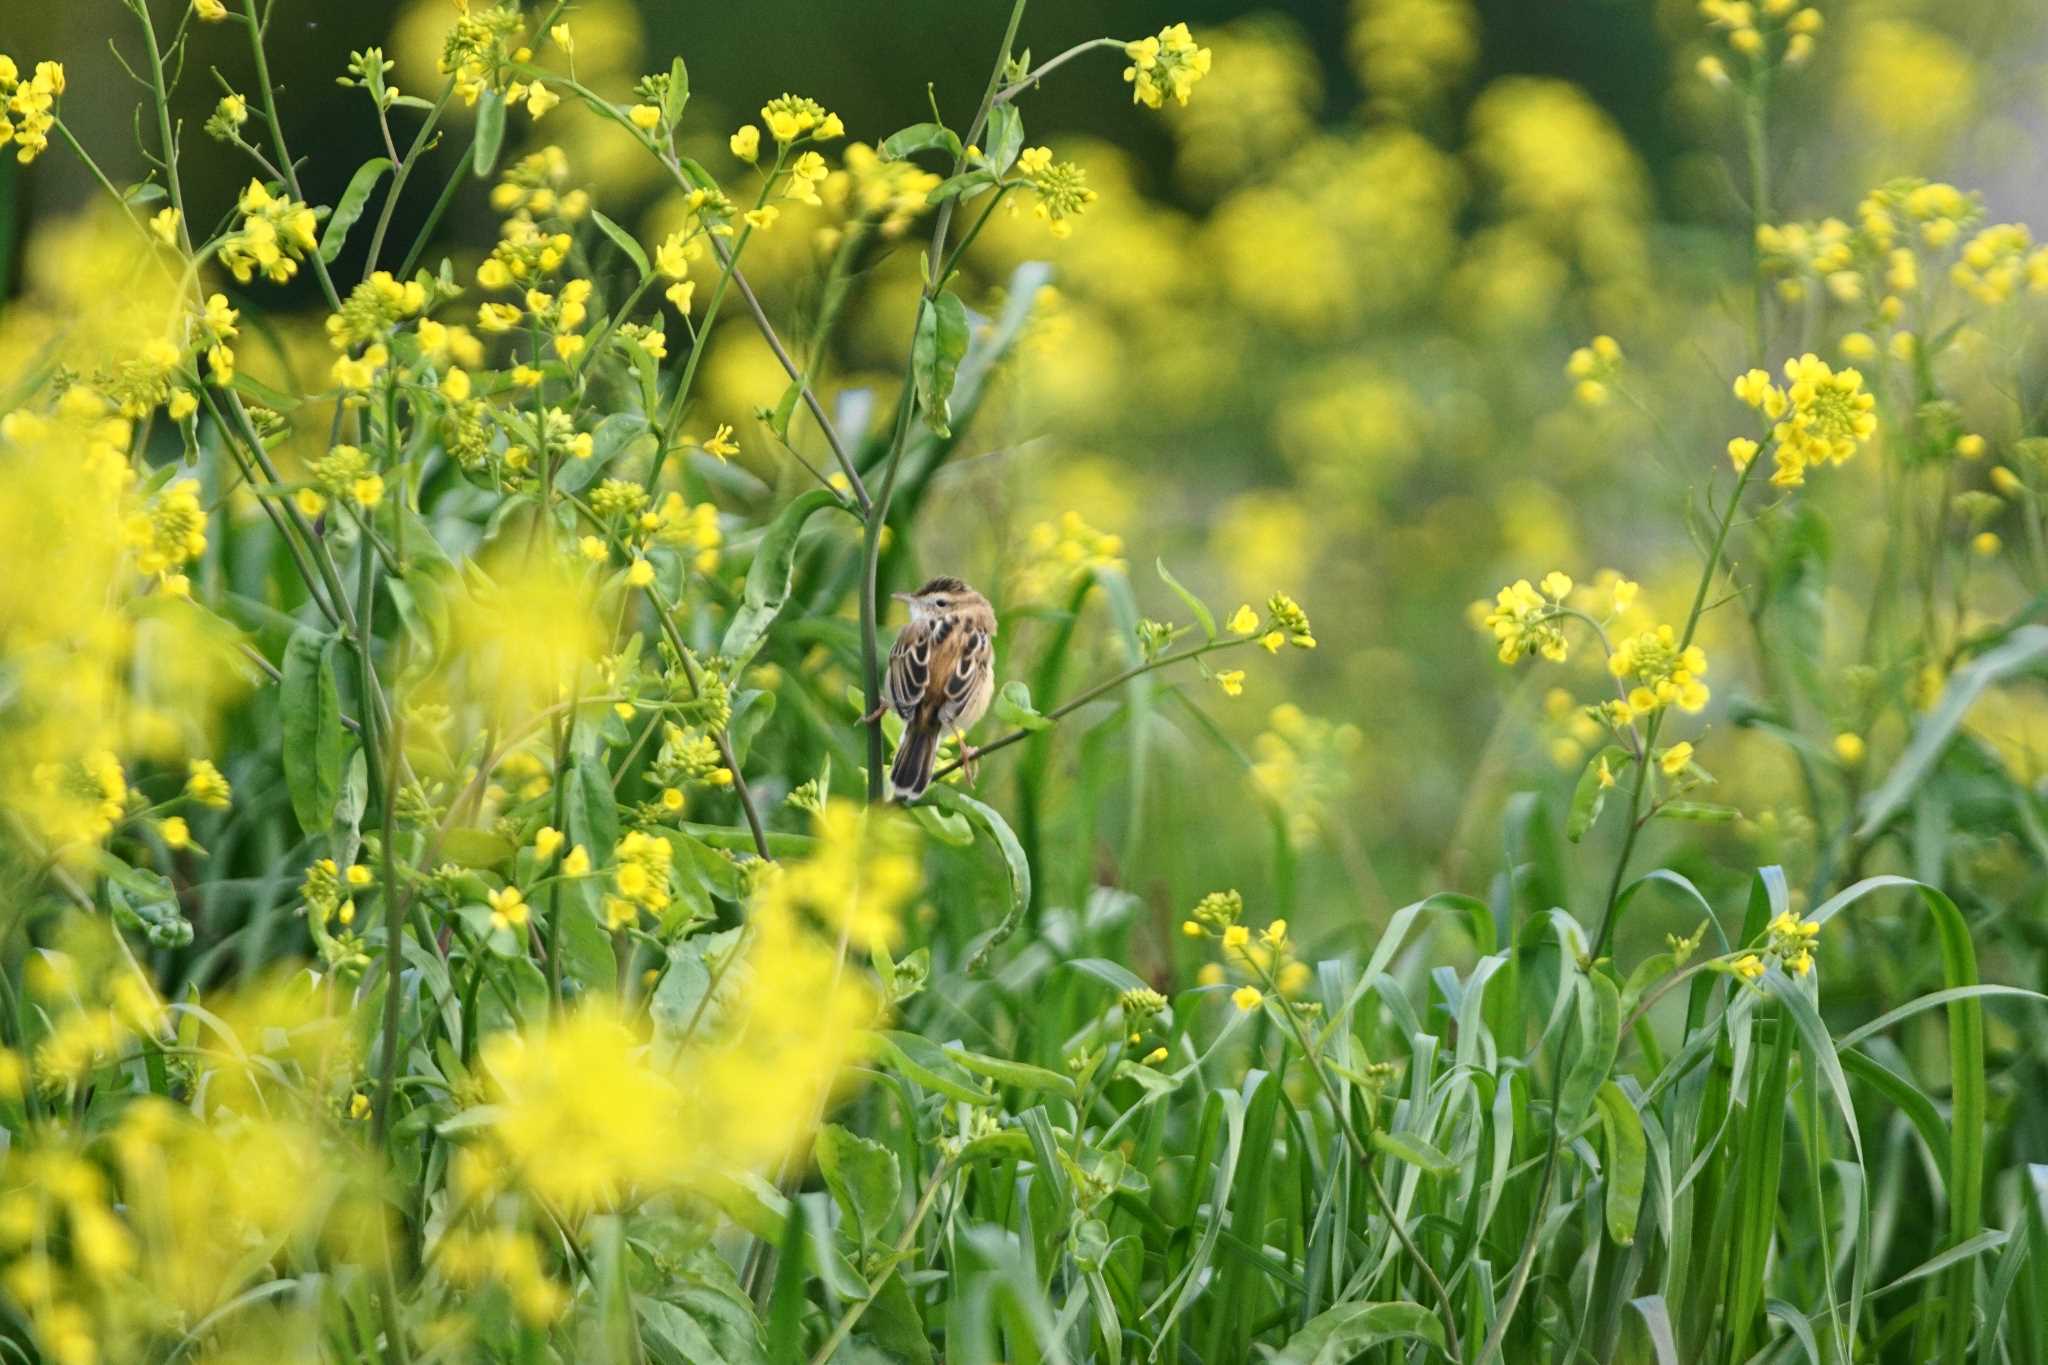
807,1156,960,1365
239,0,343,312
1592,454,1761,957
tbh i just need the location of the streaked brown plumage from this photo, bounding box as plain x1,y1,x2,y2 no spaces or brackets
878,576,997,801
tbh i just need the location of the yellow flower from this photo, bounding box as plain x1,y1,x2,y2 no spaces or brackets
295,488,328,518
488,885,528,932
1610,624,1710,713
193,0,228,19
345,864,373,888
1221,924,1250,950
185,758,232,809
534,826,565,861
744,205,781,231
699,424,739,459
1215,669,1245,697
149,206,181,246
1833,732,1865,766
1956,433,1987,459
1231,984,1263,1012
524,83,560,120
1483,577,1569,664
156,816,191,850
1972,531,2001,558
563,845,591,877
1122,23,1213,109
730,124,760,161
578,535,608,563
1731,953,1765,982
1727,437,1759,471
628,104,662,131
626,558,655,588
349,1092,372,1120
1659,741,1694,776
1227,603,1259,635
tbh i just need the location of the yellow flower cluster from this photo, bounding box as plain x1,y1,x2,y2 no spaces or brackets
760,93,844,144
1731,910,1822,980
1013,509,1125,603
123,478,207,586
490,145,590,221
1697,0,1823,73
749,799,920,949
0,56,63,164
1564,334,1621,407
1349,0,1476,114
1609,623,1710,714
1017,146,1098,239
1181,889,1310,1002
822,143,943,239
1732,353,1876,488
1123,23,1213,109
605,828,671,929
219,179,321,286
1248,703,1362,848
1483,570,1574,664
438,0,525,105
1951,223,2048,306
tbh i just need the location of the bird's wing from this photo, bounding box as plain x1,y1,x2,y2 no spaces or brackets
884,617,940,717
935,623,993,726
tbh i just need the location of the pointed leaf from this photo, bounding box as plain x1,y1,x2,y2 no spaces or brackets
318,157,393,263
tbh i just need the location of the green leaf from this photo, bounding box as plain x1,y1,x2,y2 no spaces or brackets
720,488,845,664
873,1030,991,1106
983,103,1023,176
1568,745,1630,842
1652,800,1738,822
1557,970,1620,1133
920,786,1030,972
318,157,392,264
281,630,348,835
943,1045,1077,1100
440,828,514,869
911,291,970,436
472,87,506,178
991,679,1052,732
879,121,961,162
815,1124,900,1252
1594,1081,1646,1244
924,168,997,207
555,411,651,496
908,803,974,846
661,56,690,128
565,753,619,866
1860,624,2048,837
860,1271,933,1364
589,208,651,280
1274,1300,1444,1364
1155,559,1216,642
764,372,805,442
1370,1128,1456,1177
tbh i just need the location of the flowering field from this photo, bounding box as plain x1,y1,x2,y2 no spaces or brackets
1,0,2046,1360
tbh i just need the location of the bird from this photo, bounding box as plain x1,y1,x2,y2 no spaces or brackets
869,576,997,802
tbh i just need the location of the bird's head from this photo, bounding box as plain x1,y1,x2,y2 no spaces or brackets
892,576,985,623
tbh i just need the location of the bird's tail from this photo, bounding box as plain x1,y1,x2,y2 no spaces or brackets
887,721,942,803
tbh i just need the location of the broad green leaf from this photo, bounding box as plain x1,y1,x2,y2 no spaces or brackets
873,1030,991,1106
1154,558,1216,641
1557,970,1620,1132
1273,1297,1444,1362
720,489,845,664
943,1045,1077,1100
1568,745,1630,842
815,1124,900,1253
763,372,805,442
991,679,1051,731
555,411,650,495
440,827,514,869
1594,1081,1646,1244
912,291,970,436
589,208,651,280
661,56,690,127
1370,1128,1456,1177
879,121,961,162
472,87,506,178
318,157,392,263
983,103,1023,176
281,630,348,835
924,168,997,206
565,753,619,867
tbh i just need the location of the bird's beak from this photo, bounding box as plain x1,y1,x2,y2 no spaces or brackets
890,592,916,605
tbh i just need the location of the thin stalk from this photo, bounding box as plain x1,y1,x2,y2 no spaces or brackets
1593,454,1762,957
807,1156,959,1365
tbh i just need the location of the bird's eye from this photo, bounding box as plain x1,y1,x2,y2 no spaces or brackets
933,596,948,608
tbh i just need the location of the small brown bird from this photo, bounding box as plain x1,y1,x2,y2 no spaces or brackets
873,576,997,802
